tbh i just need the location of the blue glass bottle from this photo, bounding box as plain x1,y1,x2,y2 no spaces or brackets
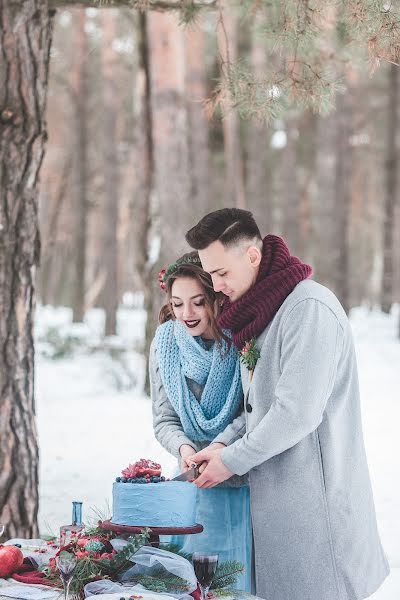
60,501,84,546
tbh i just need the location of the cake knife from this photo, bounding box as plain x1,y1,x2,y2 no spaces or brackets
171,463,200,482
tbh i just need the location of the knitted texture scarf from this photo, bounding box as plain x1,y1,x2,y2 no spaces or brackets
155,319,243,441
219,235,312,350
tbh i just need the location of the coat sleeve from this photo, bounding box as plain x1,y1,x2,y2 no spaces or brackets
220,299,344,476
211,409,246,446
150,339,199,460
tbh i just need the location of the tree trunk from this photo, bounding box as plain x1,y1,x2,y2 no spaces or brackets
39,157,71,305
381,63,399,314
130,13,154,394
297,109,319,263
144,10,191,392
71,10,88,323
315,110,338,289
131,12,153,295
245,31,273,234
333,83,353,314
281,115,301,256
0,1,53,539
316,88,353,313
101,11,119,336
184,20,212,213
147,11,190,258
217,0,246,209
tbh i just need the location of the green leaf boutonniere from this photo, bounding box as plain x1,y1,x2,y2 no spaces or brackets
239,338,260,374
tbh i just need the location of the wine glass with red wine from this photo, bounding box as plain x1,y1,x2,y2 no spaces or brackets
192,553,219,600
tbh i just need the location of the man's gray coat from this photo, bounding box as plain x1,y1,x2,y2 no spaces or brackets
214,279,389,600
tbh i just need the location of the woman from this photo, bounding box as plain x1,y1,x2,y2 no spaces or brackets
150,252,252,592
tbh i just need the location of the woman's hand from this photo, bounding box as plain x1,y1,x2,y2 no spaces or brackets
179,444,196,472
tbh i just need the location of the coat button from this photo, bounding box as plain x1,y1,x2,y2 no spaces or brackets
246,403,252,413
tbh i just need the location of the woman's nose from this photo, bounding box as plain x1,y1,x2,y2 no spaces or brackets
183,305,196,319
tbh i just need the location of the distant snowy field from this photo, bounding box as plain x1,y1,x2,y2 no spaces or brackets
35,303,400,599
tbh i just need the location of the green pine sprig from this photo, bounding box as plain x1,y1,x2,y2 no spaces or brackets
135,568,191,593
158,541,193,561
178,1,204,26
99,529,150,574
68,559,104,596
210,560,244,591
239,338,261,371
152,546,244,593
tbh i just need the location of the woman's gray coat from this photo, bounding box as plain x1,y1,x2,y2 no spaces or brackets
213,279,389,600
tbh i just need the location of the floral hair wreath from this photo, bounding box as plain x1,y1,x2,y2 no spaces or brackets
158,255,202,292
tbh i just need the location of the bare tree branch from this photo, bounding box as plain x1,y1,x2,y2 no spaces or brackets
48,0,216,11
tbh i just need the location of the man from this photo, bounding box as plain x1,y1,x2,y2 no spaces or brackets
185,208,389,600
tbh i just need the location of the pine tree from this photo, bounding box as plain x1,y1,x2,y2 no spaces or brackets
0,0,54,538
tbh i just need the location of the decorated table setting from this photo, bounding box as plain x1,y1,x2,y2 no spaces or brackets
0,527,247,600
0,460,259,600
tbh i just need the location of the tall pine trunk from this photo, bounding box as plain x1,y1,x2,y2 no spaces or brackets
281,115,301,256
217,1,246,208
334,82,353,314
245,31,273,234
316,63,353,314
101,11,119,336
381,63,399,314
144,11,190,393
0,1,53,538
71,10,88,323
132,13,153,289
297,110,319,263
39,157,71,305
133,13,154,394
184,20,211,212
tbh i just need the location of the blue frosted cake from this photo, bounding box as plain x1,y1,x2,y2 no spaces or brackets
112,459,198,528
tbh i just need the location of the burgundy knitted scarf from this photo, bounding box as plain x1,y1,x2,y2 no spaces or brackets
218,235,312,350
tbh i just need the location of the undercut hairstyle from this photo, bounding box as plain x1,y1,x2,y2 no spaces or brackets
185,208,262,250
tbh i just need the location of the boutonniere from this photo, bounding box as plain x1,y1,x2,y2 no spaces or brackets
239,338,261,377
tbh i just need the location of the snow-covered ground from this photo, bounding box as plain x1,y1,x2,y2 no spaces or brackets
36,304,400,599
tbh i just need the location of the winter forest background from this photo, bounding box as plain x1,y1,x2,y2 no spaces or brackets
1,1,400,598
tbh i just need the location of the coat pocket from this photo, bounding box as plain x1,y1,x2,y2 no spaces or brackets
314,430,343,598
315,429,327,491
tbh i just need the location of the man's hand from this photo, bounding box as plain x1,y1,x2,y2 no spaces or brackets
179,444,196,473
190,448,234,488
189,442,227,474
182,442,227,473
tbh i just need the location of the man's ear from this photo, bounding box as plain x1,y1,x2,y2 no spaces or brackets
248,245,262,268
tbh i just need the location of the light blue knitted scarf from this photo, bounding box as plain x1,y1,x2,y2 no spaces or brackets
155,320,243,441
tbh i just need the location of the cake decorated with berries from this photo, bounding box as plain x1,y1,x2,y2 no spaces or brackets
112,459,198,528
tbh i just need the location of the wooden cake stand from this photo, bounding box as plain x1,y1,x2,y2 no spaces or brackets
100,520,203,547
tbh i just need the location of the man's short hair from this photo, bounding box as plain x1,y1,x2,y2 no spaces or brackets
186,208,262,250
